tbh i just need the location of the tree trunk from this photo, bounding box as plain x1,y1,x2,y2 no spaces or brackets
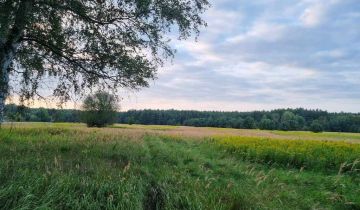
0,91,5,124
0,46,11,124
0,0,33,124
0,50,12,126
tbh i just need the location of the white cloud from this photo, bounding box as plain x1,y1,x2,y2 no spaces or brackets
176,40,223,66
299,0,340,27
214,60,317,85
315,49,347,58
204,8,242,34
227,22,285,43
300,4,326,27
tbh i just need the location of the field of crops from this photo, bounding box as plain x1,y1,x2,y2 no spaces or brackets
0,123,359,209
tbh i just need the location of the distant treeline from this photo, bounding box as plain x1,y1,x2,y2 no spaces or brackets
4,104,81,123
4,104,360,133
119,109,360,133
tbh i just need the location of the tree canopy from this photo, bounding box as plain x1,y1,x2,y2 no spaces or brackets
0,0,210,122
81,91,118,127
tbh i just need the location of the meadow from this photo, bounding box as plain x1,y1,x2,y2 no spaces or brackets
0,123,359,209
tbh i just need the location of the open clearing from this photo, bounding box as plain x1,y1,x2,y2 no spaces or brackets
0,123,359,209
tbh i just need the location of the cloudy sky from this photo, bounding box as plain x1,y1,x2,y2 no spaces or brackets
119,0,360,112
23,0,359,112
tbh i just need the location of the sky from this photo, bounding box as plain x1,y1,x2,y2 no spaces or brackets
12,0,360,112
117,0,360,112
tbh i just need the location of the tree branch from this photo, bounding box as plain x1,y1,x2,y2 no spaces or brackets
22,36,117,82
36,0,134,26
5,0,33,47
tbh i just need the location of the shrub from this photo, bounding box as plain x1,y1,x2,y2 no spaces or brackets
81,91,119,127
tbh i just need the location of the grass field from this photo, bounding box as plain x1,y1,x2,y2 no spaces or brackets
0,123,359,209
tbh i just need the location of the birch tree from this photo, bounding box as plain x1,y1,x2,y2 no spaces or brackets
0,0,209,122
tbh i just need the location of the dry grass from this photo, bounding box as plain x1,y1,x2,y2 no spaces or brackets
3,122,360,143
119,124,360,143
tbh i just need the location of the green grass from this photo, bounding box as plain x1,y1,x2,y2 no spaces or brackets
0,124,359,209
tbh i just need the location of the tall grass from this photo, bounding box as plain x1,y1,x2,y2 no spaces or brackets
0,124,359,209
214,136,360,173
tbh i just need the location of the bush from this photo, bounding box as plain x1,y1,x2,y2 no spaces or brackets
81,91,119,127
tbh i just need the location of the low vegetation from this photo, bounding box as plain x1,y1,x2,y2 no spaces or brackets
0,123,359,209
215,136,360,172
